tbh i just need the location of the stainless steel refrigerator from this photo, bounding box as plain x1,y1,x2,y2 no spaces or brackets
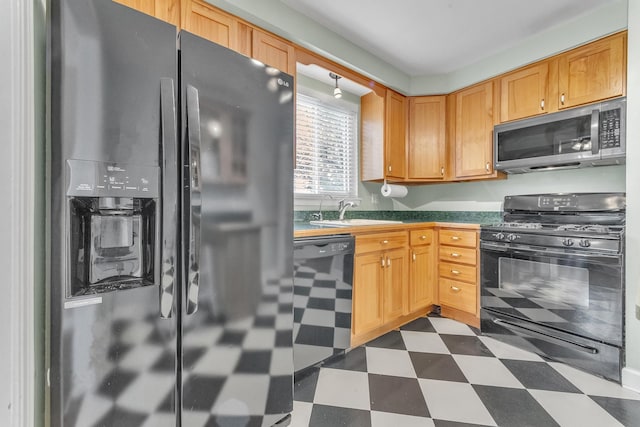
47,1,294,426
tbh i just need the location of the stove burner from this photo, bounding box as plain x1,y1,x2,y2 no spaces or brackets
556,224,611,233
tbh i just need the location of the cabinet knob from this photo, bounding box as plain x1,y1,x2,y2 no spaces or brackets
381,256,385,268
561,93,565,105
412,252,416,261
451,236,461,241
485,162,490,172
540,98,545,110
381,240,389,244
451,269,460,275
450,253,461,258
420,235,427,240
451,286,461,292
387,257,391,267
387,165,392,172
440,166,445,176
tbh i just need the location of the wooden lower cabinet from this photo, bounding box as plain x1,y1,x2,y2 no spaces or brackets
351,229,434,347
352,252,384,336
382,248,409,321
409,229,435,312
436,228,480,328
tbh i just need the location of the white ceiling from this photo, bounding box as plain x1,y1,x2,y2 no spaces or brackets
282,0,619,77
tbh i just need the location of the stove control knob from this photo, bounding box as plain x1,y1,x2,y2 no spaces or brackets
562,238,575,247
493,232,505,240
506,234,517,241
579,239,591,248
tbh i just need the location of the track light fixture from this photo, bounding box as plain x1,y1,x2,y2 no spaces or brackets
329,72,342,98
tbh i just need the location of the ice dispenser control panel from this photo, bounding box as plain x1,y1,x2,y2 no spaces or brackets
67,159,159,198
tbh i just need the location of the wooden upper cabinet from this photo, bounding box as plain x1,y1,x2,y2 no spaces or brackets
558,32,626,109
453,81,494,179
113,0,180,27
408,96,446,179
361,92,385,181
360,90,407,182
500,62,549,122
385,90,408,180
182,0,238,50
252,29,295,75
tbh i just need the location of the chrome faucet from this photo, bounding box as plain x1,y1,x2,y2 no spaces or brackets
338,200,355,220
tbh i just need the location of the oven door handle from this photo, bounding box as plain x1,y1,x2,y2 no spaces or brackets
480,242,620,260
493,318,599,355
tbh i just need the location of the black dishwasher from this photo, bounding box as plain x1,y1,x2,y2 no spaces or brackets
293,235,355,373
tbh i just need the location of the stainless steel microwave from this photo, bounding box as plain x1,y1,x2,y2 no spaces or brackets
494,97,625,173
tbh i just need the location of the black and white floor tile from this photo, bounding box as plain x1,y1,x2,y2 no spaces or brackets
292,315,640,427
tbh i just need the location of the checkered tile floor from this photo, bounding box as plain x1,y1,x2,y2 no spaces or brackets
292,315,640,427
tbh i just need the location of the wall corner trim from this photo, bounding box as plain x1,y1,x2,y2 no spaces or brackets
622,367,640,393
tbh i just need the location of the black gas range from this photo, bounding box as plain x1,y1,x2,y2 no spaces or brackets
480,193,625,382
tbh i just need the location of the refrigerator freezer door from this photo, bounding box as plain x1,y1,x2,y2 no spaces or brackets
179,31,295,427
49,1,179,426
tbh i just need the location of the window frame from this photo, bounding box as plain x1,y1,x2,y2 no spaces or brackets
294,85,359,208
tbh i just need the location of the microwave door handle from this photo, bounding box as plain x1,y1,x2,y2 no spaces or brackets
591,109,600,155
159,78,178,319
186,85,202,315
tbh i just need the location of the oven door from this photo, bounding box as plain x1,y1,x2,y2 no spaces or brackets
480,242,623,347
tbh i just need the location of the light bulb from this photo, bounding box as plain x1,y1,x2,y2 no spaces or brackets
334,87,342,98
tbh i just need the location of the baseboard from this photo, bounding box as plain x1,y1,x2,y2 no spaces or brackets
622,367,640,393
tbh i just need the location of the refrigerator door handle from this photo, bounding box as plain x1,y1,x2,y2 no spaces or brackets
186,84,202,315
159,78,178,319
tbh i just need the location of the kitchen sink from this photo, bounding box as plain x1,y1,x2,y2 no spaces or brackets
309,219,403,227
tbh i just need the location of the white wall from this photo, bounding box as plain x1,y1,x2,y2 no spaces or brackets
393,166,626,211
1,0,37,425
623,0,640,391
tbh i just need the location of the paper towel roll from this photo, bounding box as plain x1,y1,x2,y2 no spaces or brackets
381,183,408,198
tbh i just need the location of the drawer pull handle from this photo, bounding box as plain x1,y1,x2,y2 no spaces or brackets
451,236,461,241
450,253,461,258
412,252,416,261
451,269,460,275
420,235,427,240
381,257,385,268
451,286,461,292
387,257,391,267
381,240,389,244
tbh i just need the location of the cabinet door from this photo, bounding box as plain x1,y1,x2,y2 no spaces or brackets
558,33,625,109
182,0,238,50
360,92,385,181
454,81,494,178
113,0,180,27
385,90,407,180
409,244,435,312
500,63,549,122
252,29,295,75
383,248,408,321
352,253,384,336
408,96,446,179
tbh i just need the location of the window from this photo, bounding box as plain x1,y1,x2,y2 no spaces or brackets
294,93,357,199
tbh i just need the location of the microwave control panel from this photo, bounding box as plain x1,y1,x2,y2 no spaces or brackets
600,109,621,149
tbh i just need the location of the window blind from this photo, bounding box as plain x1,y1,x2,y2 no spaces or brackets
294,93,357,197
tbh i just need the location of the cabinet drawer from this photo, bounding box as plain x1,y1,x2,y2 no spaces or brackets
439,278,477,314
356,231,407,254
439,262,476,284
410,229,434,246
439,246,476,265
439,229,477,248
